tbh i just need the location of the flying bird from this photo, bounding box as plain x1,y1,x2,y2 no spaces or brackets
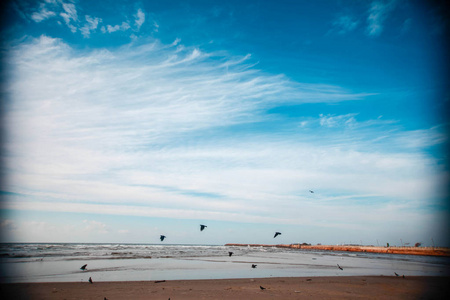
80,264,87,271
160,235,166,241
260,286,266,290
309,190,314,193
274,232,281,238
252,264,257,268
228,252,233,257
89,277,93,284
337,264,343,270
200,224,207,231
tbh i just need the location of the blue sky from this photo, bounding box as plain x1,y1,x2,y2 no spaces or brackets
1,0,448,246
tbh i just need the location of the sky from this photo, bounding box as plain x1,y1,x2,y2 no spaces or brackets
0,0,449,246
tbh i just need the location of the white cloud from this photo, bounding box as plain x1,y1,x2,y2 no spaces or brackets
153,20,160,32
80,15,102,38
60,2,78,24
319,113,358,128
171,38,181,46
83,220,109,234
332,15,359,34
104,22,131,33
2,36,446,244
31,3,57,22
135,8,146,30
366,1,396,36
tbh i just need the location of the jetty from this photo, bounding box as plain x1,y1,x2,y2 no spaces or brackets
224,243,450,257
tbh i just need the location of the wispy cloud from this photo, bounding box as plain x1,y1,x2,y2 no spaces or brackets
26,1,148,38
366,1,396,36
80,15,102,38
2,35,446,244
102,22,131,33
331,15,359,35
319,113,358,128
83,220,109,234
135,8,146,30
60,2,78,32
101,8,150,34
31,2,57,22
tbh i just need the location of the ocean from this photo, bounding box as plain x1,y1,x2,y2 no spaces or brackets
1,243,449,283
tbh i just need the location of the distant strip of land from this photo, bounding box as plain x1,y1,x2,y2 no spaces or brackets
225,244,450,257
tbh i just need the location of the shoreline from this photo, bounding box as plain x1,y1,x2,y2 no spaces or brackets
2,276,449,299
225,244,450,257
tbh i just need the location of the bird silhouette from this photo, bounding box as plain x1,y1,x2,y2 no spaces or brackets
337,264,343,270
260,286,266,290
309,190,314,193
89,277,93,284
252,264,257,268
395,272,399,276
160,235,166,241
228,252,233,257
80,264,87,271
274,232,281,238
200,224,207,231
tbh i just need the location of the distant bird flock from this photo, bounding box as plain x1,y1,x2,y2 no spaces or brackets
79,189,387,295
80,224,281,287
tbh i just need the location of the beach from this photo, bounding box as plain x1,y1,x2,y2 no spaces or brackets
2,276,449,299
2,243,449,298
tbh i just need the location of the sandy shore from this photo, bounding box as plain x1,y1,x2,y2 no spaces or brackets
1,276,449,299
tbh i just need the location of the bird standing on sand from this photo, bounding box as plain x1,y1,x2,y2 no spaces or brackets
260,286,266,290
395,272,399,277
228,252,233,257
252,264,257,268
337,264,343,270
80,264,87,271
89,277,93,284
274,232,281,238
160,235,166,241
200,224,207,231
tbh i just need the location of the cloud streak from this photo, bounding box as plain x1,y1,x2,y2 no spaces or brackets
26,1,147,38
2,34,446,244
135,8,146,30
366,1,396,36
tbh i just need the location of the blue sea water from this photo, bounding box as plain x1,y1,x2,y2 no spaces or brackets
0,243,449,283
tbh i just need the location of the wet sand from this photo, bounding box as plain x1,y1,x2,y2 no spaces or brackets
2,276,449,299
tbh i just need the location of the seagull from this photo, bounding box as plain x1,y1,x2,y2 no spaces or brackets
395,272,399,277
160,235,166,242
309,190,314,193
200,224,207,231
228,252,233,257
260,286,266,290
80,264,87,271
252,264,257,268
274,232,281,238
89,277,93,284
337,264,343,270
